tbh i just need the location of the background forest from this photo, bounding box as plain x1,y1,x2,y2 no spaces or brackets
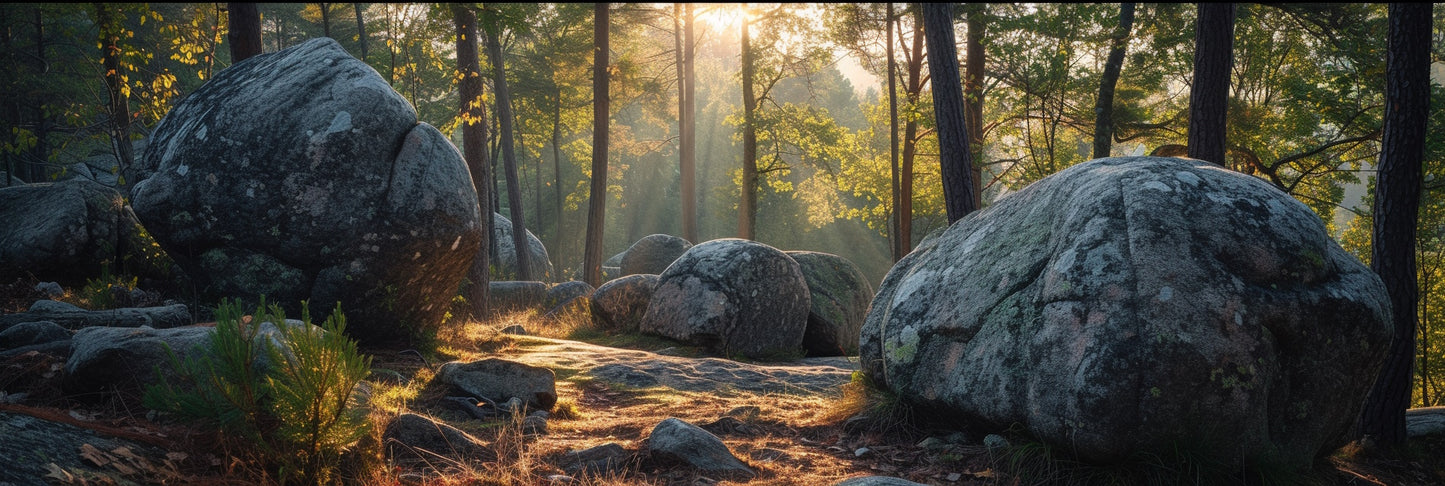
2,3,1444,409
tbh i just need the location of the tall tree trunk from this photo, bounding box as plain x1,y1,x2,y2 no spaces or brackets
1361,2,1431,449
676,3,698,243
738,4,758,241
26,7,48,183
1186,3,1234,165
900,11,924,251
319,3,331,38
228,3,262,62
95,4,134,193
354,3,367,60
682,3,697,243
452,4,490,319
964,3,986,208
487,27,532,281
583,2,610,287
551,92,564,272
888,3,902,262
922,2,976,223
1093,2,1135,159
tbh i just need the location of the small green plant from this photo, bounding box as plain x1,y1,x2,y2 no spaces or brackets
144,297,372,485
74,264,137,310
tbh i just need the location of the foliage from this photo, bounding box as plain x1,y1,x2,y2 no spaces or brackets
143,298,372,485
73,264,137,310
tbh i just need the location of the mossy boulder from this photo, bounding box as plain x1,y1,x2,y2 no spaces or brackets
860,157,1390,469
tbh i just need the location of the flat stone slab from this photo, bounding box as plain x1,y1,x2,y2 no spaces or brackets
500,337,856,395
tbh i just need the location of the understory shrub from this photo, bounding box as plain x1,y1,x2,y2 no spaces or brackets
143,297,372,485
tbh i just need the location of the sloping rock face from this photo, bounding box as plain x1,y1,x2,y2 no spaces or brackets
591,274,659,331
640,239,810,360
491,212,554,282
0,180,166,285
786,251,873,357
130,38,481,343
860,157,1390,468
621,234,692,276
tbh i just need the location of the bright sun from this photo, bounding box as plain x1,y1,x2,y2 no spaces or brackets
694,4,745,32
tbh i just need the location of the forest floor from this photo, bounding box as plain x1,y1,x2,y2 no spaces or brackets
0,285,1443,485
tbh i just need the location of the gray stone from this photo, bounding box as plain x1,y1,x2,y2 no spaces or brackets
382,413,494,464
522,414,548,435
833,477,928,486
640,239,810,360
620,234,693,276
1407,407,1445,438
859,157,1391,468
0,411,174,485
0,303,191,332
0,179,168,286
983,434,1010,452
590,274,659,331
131,38,482,344
0,320,69,349
547,281,595,308
434,358,557,411
491,212,555,282
562,443,632,476
64,319,320,397
0,339,71,358
647,417,752,477
786,251,873,357
490,281,548,313
34,282,62,298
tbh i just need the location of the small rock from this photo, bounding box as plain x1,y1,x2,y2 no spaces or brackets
34,282,62,298
522,415,548,435
500,324,528,335
529,410,550,420
498,397,527,416
916,437,948,451
648,417,753,477
0,321,69,349
382,413,494,464
983,434,1010,452
434,358,557,411
854,447,871,457
945,472,962,482
562,443,632,476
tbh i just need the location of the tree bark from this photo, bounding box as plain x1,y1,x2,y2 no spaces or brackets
1361,2,1431,449
1186,3,1234,165
583,3,610,287
26,7,48,183
228,3,263,62
888,3,902,262
95,4,135,193
964,3,986,208
452,4,491,319
1092,2,1134,159
922,2,976,223
354,3,367,60
900,10,924,250
738,4,758,241
486,25,532,281
552,90,564,272
319,3,331,38
680,3,698,243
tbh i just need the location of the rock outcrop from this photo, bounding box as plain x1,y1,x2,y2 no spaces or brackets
130,38,481,343
0,179,168,286
620,234,692,276
786,251,873,357
860,157,1391,469
640,239,810,360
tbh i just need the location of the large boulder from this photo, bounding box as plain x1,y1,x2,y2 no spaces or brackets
647,417,753,478
382,413,494,464
490,212,554,282
639,239,810,360
786,251,873,357
860,157,1390,469
130,38,482,343
0,179,168,286
590,274,659,331
621,234,693,276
